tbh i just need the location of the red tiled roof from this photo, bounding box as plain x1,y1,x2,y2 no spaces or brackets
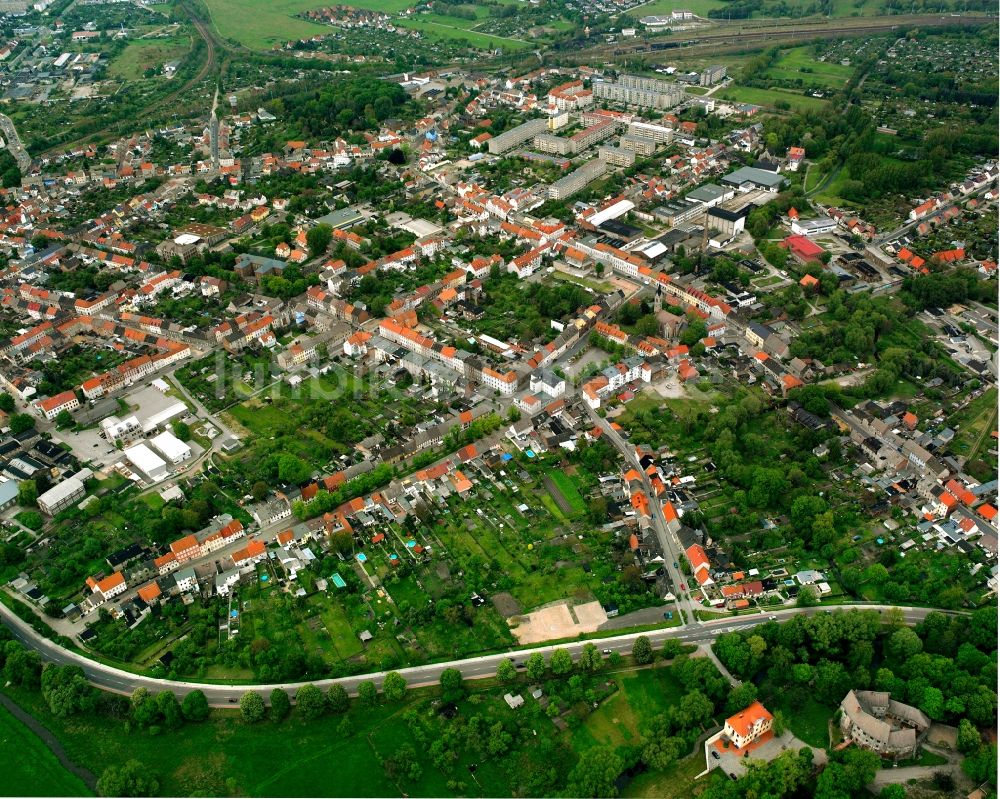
726,701,773,739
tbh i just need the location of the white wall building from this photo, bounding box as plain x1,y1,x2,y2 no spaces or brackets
124,443,169,482
149,430,192,464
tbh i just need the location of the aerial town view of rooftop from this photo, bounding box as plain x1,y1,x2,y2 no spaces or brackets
0,0,994,796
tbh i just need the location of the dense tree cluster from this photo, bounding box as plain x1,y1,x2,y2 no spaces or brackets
472,273,591,341
713,609,997,774
260,77,410,139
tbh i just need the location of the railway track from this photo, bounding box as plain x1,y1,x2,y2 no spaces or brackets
585,13,993,59
38,2,218,158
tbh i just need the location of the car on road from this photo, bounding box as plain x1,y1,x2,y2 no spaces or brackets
680,583,687,591
602,649,611,655
228,698,237,703
672,562,679,568
769,615,777,620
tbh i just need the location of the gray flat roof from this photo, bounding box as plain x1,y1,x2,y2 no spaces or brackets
316,206,365,229
721,166,785,188
687,183,728,203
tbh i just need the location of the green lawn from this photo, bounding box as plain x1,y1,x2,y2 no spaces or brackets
140,493,166,512
3,686,404,798
773,695,831,748
327,0,414,10
395,17,530,51
764,47,854,89
573,666,687,751
108,35,192,81
0,702,93,797
547,470,587,516
719,85,829,113
201,0,329,49
551,270,613,293
804,164,828,193
623,752,709,799
626,0,727,16
948,387,998,458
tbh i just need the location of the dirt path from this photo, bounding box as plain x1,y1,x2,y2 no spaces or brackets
0,693,98,792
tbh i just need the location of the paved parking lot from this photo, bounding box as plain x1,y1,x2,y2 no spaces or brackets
705,730,828,779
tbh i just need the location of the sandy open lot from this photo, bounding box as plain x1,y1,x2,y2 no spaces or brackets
509,600,608,645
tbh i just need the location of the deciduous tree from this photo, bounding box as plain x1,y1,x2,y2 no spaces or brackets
495,658,516,683
270,688,290,720
566,749,623,798
97,760,158,797
357,680,377,707
327,684,349,714
240,691,266,723
382,671,407,702
525,652,546,681
181,690,209,722
549,648,573,675
295,684,327,719
632,636,653,665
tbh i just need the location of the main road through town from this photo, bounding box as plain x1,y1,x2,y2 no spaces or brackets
0,602,944,707
584,400,702,622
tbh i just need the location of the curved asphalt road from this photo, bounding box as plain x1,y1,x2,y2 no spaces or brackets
0,603,943,706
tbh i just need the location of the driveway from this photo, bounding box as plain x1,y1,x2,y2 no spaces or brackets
706,730,828,779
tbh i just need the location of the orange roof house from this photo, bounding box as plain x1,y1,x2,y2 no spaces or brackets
945,479,976,506
170,534,199,558
450,470,473,494
978,504,997,522
723,701,774,749
781,374,804,393
153,552,175,570
137,582,161,602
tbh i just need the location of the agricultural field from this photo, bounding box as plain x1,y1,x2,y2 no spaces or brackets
200,0,328,49
718,85,829,113
108,35,193,81
0,702,93,797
